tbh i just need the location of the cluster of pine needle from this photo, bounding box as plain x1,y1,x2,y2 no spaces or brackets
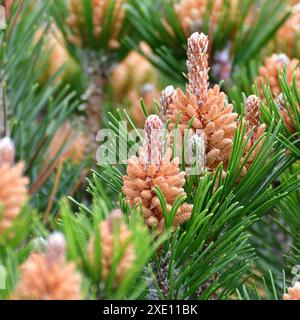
1,0,300,300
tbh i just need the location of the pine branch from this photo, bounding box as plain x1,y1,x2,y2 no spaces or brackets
125,0,290,88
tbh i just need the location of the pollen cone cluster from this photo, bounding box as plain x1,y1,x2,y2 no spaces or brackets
88,210,135,282
283,282,300,300
0,138,29,234
275,93,300,133
164,32,238,172
276,3,300,55
243,95,266,171
67,0,125,49
48,122,88,165
12,232,82,300
257,53,300,96
34,25,70,84
175,0,236,35
46,31,69,81
257,54,300,132
122,115,193,232
111,46,160,127
111,46,157,101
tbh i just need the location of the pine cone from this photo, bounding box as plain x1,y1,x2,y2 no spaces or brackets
283,282,300,300
257,53,300,96
122,115,192,232
34,25,70,84
111,46,159,127
12,233,82,300
276,3,300,56
166,87,203,133
174,202,194,226
243,95,266,171
187,32,209,105
160,85,176,121
0,163,29,233
164,33,238,172
200,85,238,170
175,0,224,35
67,0,125,49
175,0,237,36
275,93,300,133
88,210,135,282
257,54,300,132
111,46,158,102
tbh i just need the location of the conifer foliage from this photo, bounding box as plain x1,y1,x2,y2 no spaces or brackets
0,0,300,301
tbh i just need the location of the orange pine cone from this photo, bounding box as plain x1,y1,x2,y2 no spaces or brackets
122,115,192,232
174,202,194,226
283,282,300,300
35,25,70,84
243,95,266,170
200,85,238,170
175,0,237,36
166,87,203,133
67,0,125,49
0,162,29,234
12,253,82,300
257,53,300,96
175,0,223,35
257,54,300,132
88,210,135,282
275,93,300,133
111,46,160,127
276,3,300,55
12,233,82,300
111,46,158,102
164,32,238,172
